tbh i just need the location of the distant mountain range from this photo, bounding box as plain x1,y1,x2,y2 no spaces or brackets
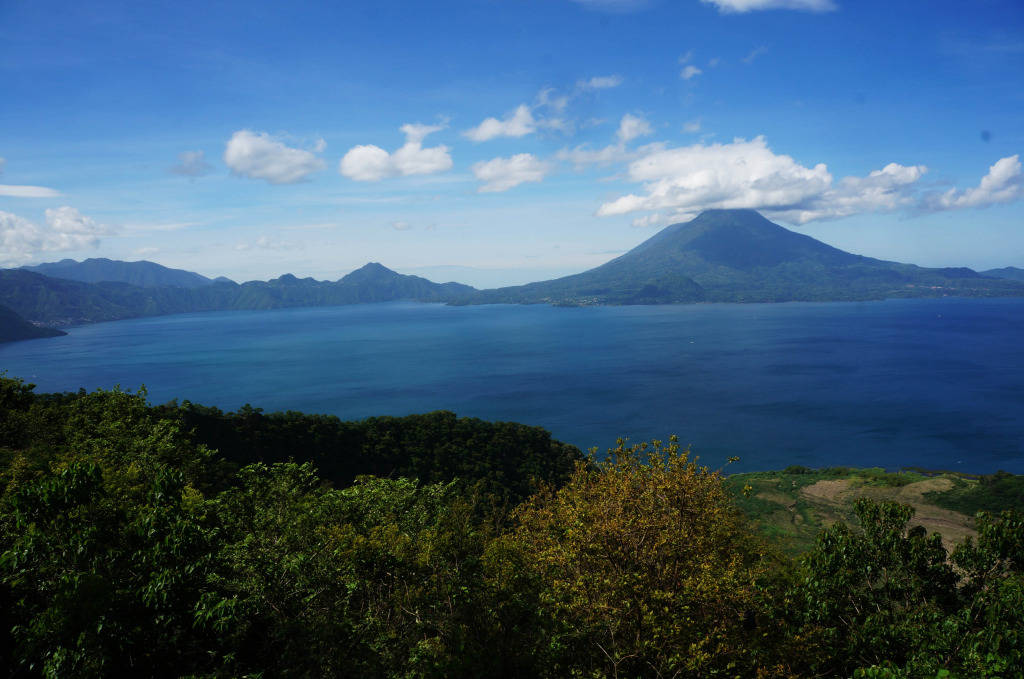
2,210,1022,342
20,257,231,288
0,262,475,335
981,266,1024,282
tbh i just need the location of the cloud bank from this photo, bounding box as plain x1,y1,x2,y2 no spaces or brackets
224,130,326,184
340,123,453,181
595,136,924,224
0,207,116,267
596,137,1022,226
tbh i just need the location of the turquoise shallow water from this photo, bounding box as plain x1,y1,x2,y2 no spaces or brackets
2,298,1022,474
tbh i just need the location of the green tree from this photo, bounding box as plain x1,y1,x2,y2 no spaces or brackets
1,463,218,678
796,499,959,677
510,438,782,678
945,509,1024,677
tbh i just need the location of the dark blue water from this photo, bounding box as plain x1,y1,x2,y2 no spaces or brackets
2,298,1022,474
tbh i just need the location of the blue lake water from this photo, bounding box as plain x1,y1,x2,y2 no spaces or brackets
2,298,1023,474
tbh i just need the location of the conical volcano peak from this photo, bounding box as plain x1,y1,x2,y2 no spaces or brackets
465,210,1023,305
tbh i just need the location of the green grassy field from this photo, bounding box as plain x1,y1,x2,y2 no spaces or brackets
725,466,1024,556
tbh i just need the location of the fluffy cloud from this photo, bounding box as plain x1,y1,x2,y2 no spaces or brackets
467,81,617,143
680,65,702,80
617,114,653,144
463,105,536,142
596,136,933,224
924,155,1023,211
340,123,453,181
702,0,837,12
472,154,552,193
170,150,213,177
223,130,326,184
0,156,61,198
0,207,116,267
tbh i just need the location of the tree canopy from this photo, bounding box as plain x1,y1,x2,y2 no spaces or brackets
1,374,1022,678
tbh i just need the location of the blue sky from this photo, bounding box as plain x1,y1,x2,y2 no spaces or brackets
1,0,1022,287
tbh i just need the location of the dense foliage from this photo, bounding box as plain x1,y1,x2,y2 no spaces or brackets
1,374,1022,678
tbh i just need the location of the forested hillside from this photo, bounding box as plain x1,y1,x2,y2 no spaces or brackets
0,263,476,328
0,305,65,343
1,375,1022,678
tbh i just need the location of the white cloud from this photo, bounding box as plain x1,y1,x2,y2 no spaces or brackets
170,150,213,177
0,156,61,197
463,105,536,142
557,144,636,170
339,145,392,182
617,113,654,144
925,155,1023,211
535,88,570,114
577,75,624,91
0,207,116,267
680,65,703,80
340,124,453,181
596,136,933,224
467,81,618,143
631,213,670,228
45,206,115,236
392,221,413,231
472,154,552,193
744,46,770,64
0,184,62,198
683,119,702,133
679,50,703,80
223,130,326,185
702,0,837,12
558,114,660,170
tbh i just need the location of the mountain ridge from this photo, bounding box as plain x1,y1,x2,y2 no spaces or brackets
0,264,476,331
3,210,1023,338
459,210,1024,305
20,257,228,288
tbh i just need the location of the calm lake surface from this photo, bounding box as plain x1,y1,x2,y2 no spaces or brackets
2,298,1022,474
